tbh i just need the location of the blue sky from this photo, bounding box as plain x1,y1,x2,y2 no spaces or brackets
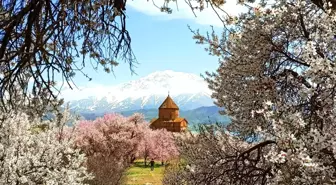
71,1,247,87
75,9,219,86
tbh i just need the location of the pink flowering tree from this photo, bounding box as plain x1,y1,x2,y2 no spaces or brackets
137,128,156,166
151,129,179,164
138,128,179,166
75,113,147,185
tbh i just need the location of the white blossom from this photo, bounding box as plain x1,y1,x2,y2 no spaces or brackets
0,111,92,185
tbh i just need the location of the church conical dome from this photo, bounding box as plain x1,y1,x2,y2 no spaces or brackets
159,95,179,109
150,94,188,132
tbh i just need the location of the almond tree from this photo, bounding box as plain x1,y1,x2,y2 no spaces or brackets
151,129,179,165
165,0,336,184
0,109,91,184
138,128,156,166
75,113,147,185
138,128,179,166
163,125,253,185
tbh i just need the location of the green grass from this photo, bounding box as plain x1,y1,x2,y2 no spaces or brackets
122,160,165,185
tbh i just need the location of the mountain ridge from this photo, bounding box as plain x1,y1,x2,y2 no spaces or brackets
64,70,215,112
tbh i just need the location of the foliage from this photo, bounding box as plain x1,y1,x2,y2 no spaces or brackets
165,0,336,184
0,109,91,185
138,128,156,166
138,128,179,165
163,125,259,184
75,113,178,185
151,129,179,162
75,113,146,185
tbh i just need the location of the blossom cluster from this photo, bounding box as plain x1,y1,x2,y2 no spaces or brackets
0,110,91,185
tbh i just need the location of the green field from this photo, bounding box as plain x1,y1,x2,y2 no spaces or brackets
122,160,165,185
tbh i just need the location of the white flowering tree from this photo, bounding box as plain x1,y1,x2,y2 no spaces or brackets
164,0,336,184
0,109,92,185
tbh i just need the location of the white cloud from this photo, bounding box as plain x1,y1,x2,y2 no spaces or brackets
127,0,249,27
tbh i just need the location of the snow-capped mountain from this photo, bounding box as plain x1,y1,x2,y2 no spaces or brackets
63,70,214,113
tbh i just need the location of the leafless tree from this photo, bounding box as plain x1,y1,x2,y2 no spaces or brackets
0,0,136,112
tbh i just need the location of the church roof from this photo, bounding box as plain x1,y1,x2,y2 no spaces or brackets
150,117,187,124
159,95,179,109
172,117,188,123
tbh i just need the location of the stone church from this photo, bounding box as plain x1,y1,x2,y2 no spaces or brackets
149,94,188,132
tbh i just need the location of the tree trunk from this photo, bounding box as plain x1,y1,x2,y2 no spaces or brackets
130,156,136,163
144,157,147,166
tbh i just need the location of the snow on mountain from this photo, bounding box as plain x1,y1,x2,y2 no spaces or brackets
62,70,214,113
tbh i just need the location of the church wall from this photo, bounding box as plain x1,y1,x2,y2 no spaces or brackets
158,108,179,120
181,120,187,128
151,120,184,132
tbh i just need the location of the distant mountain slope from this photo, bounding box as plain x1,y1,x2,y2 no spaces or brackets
63,70,214,112
78,106,231,126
